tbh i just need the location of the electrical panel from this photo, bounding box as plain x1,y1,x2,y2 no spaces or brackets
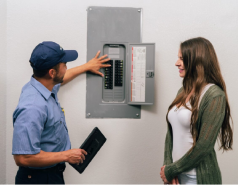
86,7,155,119
101,43,155,105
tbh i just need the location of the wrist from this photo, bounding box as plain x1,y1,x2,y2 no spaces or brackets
83,62,91,72
164,165,174,183
61,150,69,163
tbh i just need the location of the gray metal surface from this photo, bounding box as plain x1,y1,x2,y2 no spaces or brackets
86,6,142,118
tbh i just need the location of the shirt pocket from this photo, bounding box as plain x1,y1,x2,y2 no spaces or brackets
53,118,66,144
60,107,68,132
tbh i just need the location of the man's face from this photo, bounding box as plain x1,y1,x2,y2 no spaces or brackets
53,63,67,84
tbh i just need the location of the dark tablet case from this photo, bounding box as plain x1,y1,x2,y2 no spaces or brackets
69,127,107,174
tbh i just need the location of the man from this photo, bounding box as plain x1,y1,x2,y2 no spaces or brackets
12,41,110,184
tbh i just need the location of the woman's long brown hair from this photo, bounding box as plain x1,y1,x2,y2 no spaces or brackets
166,37,233,151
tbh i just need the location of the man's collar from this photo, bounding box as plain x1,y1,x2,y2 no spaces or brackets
30,76,51,100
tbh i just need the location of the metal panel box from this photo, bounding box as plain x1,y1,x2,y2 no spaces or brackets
86,7,155,119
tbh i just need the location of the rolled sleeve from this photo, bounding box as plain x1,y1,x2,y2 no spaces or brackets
12,106,46,155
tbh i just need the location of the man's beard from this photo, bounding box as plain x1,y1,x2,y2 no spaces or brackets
53,74,64,84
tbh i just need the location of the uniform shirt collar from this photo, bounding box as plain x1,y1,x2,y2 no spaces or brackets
30,76,52,100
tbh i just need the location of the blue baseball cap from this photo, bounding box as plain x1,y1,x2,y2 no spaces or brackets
30,41,78,70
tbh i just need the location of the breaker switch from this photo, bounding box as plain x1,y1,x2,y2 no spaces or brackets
115,60,123,86
104,60,113,89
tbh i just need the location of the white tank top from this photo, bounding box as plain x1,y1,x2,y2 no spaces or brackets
168,84,214,175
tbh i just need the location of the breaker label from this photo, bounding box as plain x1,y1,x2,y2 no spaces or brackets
108,48,120,59
109,48,120,54
131,47,146,102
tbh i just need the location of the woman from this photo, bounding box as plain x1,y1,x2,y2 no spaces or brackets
160,37,233,184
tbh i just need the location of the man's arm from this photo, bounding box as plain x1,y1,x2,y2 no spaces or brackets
14,149,87,167
61,51,110,86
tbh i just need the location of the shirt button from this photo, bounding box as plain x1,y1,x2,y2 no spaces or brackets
60,121,62,124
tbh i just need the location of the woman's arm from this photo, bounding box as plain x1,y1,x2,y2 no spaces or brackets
163,126,173,166
163,87,183,166
164,95,226,182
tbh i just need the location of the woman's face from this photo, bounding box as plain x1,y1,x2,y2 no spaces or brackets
175,49,185,78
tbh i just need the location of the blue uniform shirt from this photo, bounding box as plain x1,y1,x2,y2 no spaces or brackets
12,76,71,167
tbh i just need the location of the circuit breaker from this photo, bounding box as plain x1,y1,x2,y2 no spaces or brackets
101,43,155,105
102,44,126,102
86,6,155,119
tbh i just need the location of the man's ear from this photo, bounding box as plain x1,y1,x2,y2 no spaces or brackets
48,69,55,79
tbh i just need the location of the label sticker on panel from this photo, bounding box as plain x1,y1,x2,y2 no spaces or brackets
131,47,146,102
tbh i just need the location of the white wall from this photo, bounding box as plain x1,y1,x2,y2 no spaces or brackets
3,0,238,183
0,0,7,184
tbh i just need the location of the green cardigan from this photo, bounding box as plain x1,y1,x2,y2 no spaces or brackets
163,85,226,184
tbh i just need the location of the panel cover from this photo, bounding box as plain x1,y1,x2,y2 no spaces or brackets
127,43,155,105
86,6,142,118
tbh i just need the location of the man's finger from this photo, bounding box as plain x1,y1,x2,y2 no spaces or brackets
94,51,100,58
76,158,81,165
98,54,108,60
100,58,111,63
101,64,111,68
81,149,88,155
94,71,104,77
81,154,85,160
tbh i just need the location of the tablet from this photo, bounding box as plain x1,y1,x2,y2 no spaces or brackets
69,127,107,174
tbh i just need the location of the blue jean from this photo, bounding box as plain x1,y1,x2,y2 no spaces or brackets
178,173,197,184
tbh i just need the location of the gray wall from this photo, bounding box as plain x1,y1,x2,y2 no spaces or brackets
0,0,7,184
2,0,238,183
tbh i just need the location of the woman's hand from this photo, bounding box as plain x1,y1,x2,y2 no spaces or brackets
160,165,169,184
164,177,180,185
170,177,179,184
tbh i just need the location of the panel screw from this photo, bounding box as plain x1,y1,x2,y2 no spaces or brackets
136,114,139,117
89,8,92,11
138,9,141,12
87,113,91,117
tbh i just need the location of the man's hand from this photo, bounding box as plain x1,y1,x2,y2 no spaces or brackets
86,51,111,77
13,149,88,168
65,149,87,165
61,51,111,86
160,165,169,184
